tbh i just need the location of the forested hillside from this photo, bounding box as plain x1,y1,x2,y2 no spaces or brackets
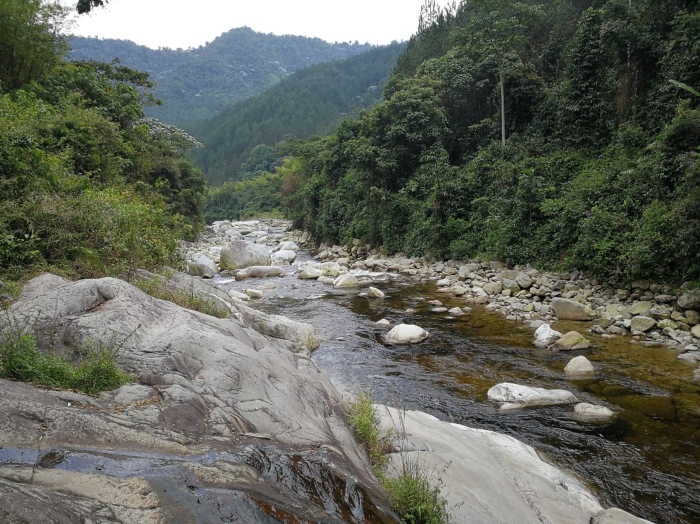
277,0,700,284
192,43,405,186
1,0,205,280
69,29,374,127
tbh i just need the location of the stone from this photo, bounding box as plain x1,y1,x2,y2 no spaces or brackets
534,324,563,347
436,278,451,287
375,405,611,524
431,307,448,313
367,287,385,298
186,256,218,279
245,289,264,299
385,324,429,344
227,290,250,301
502,279,520,293
551,298,595,321
694,369,700,383
489,261,505,270
333,273,360,288
678,290,700,310
553,331,591,351
565,356,595,377
657,319,678,330
274,241,299,252
271,249,297,264
677,352,700,364
376,319,391,326
483,282,503,295
627,301,652,316
235,266,285,280
297,267,323,280
515,273,533,289
573,403,615,421
692,325,700,339
685,310,699,326
630,316,656,333
219,239,270,270
448,307,465,316
487,383,578,410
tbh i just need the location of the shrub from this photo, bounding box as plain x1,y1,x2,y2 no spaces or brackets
131,275,229,319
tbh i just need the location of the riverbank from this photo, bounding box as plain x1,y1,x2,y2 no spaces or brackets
180,218,697,523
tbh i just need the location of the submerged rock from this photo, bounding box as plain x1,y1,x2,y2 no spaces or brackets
487,383,578,410
553,331,592,351
574,403,615,421
385,324,429,344
367,287,385,298
565,355,595,377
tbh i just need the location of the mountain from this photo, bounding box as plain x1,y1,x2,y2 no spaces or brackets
191,42,406,186
68,27,374,127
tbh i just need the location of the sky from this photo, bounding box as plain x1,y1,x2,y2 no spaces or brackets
66,0,455,50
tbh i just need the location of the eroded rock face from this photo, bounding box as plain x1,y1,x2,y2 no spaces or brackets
1,275,395,523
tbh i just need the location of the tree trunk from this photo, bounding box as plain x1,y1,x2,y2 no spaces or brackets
500,68,506,147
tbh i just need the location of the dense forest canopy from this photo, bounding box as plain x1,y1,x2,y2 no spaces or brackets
68,29,375,127
0,0,206,279
275,0,700,284
192,43,406,187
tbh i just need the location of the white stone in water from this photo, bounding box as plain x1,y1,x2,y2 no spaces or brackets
333,273,360,288
385,324,429,344
565,356,595,377
297,267,323,279
437,278,451,287
448,307,465,316
487,383,578,410
431,307,448,313
573,403,615,421
245,289,264,299
534,324,563,347
367,287,385,298
227,290,250,301
376,319,391,327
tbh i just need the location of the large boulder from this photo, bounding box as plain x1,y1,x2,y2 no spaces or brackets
375,406,643,524
333,273,360,288
298,267,323,280
274,241,300,252
234,265,285,280
219,239,271,270
271,249,297,265
630,316,656,333
0,275,392,522
551,298,595,321
487,383,578,410
385,324,429,344
678,290,700,310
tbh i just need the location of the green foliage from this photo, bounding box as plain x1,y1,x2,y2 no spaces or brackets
204,171,284,223
0,325,131,395
382,460,450,524
69,29,375,128
131,275,228,319
284,0,700,284
346,392,450,523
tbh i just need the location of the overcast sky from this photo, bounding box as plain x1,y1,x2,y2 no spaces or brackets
66,0,455,49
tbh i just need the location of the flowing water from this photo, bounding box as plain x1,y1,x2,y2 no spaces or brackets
217,251,700,524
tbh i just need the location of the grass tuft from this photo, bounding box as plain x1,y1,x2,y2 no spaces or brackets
131,276,228,319
346,391,451,523
0,326,131,395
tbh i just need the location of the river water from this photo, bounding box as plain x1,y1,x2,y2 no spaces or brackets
215,251,700,524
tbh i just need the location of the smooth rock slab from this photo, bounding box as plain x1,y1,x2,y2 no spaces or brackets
591,508,655,524
385,324,429,344
488,383,578,410
376,405,614,524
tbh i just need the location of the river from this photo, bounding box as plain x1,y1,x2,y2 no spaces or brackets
214,249,700,524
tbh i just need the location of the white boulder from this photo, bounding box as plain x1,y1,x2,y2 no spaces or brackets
385,324,429,344
534,324,563,347
487,383,578,410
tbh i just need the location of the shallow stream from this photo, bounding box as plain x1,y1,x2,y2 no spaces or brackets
217,252,700,524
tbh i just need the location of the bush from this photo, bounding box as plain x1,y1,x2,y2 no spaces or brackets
131,275,228,319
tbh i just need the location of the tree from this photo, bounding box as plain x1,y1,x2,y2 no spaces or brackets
456,0,544,146
76,0,106,14
0,0,70,90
